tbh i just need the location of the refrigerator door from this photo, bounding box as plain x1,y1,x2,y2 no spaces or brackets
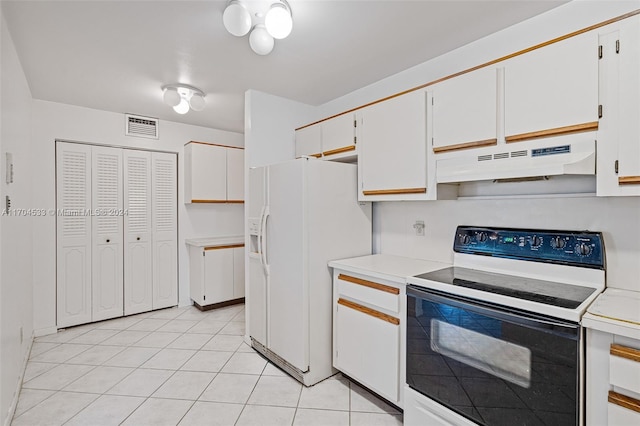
248,166,268,346
266,159,309,372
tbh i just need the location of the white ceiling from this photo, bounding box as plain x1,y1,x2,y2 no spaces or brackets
2,0,568,134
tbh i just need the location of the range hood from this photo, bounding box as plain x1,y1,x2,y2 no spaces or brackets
436,138,595,184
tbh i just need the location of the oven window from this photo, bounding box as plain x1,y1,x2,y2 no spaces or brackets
431,319,532,388
407,289,579,426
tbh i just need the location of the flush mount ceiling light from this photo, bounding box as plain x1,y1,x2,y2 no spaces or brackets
222,0,293,56
162,84,206,114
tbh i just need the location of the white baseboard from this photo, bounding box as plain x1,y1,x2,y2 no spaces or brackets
33,326,57,338
3,333,34,426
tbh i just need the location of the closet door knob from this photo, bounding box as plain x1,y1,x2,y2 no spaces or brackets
136,237,141,241
106,239,110,243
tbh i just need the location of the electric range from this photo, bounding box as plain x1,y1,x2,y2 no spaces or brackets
403,226,605,426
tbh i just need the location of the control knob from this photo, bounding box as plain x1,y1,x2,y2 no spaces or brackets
550,236,566,249
475,232,487,243
459,234,471,245
531,236,543,248
577,242,592,256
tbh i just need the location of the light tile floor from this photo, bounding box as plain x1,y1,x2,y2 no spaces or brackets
12,304,402,426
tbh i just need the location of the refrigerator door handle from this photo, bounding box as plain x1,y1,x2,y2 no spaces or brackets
261,207,270,276
256,206,265,259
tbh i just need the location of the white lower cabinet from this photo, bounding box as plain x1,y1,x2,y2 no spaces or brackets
332,271,403,407
188,238,245,309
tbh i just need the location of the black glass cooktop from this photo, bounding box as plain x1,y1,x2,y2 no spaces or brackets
413,267,597,309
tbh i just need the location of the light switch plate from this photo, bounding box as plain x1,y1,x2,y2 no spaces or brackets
5,153,13,184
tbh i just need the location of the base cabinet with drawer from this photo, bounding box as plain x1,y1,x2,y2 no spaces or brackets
332,271,404,407
583,288,640,426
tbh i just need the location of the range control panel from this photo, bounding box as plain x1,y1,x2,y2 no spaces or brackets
453,226,604,269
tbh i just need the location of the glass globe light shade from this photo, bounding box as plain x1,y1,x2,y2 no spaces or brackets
189,93,206,112
163,88,181,107
265,2,292,39
249,25,274,55
223,1,252,37
173,98,190,114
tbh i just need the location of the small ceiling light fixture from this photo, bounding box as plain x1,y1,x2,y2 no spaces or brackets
222,0,293,56
162,84,206,114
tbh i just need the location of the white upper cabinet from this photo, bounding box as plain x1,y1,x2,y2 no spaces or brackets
226,147,245,202
295,113,356,160
504,31,599,141
295,124,322,158
431,66,500,152
358,90,429,201
597,16,640,196
322,113,356,157
184,142,244,203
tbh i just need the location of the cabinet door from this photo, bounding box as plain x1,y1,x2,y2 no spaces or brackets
322,114,356,156
233,246,245,298
91,146,124,322
432,67,499,151
123,150,153,315
152,152,178,309
204,248,234,304
504,31,598,141
226,147,244,202
616,17,640,190
359,91,427,200
56,142,93,328
188,143,226,202
295,124,322,158
335,299,400,403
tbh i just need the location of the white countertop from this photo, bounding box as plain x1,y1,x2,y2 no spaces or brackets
185,235,244,248
583,288,640,340
328,254,450,285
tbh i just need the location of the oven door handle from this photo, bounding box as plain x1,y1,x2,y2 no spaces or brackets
407,285,580,339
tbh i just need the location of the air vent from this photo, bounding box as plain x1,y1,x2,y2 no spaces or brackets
477,155,492,162
493,152,509,160
511,150,528,158
125,114,159,139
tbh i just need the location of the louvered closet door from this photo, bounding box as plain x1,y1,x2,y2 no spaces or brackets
91,146,124,322
56,142,93,328
124,150,153,315
151,152,178,309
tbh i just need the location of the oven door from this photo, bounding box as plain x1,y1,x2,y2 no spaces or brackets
407,285,580,426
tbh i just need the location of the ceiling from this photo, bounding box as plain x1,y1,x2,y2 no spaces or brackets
2,0,568,134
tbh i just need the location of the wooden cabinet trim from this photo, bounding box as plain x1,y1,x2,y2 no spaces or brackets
338,274,400,295
323,145,356,157
191,199,244,204
186,141,244,150
505,121,599,143
611,344,640,363
433,138,497,154
204,244,245,251
618,176,640,185
337,298,400,325
295,9,640,132
609,391,640,414
362,187,426,196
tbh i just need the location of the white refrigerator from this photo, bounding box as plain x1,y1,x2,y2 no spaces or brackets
247,158,371,386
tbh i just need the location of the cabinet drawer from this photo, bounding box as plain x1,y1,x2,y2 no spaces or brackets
608,391,640,426
335,298,400,403
610,344,640,394
336,274,399,313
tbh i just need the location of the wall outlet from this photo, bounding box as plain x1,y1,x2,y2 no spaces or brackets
413,220,425,236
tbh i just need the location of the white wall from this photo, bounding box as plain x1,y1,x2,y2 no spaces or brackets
31,100,244,335
244,90,316,168
0,10,34,426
